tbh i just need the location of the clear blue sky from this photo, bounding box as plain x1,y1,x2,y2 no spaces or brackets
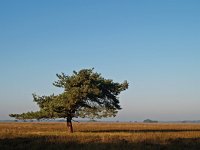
0,0,200,121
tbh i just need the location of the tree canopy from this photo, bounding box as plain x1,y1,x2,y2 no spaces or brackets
10,68,128,132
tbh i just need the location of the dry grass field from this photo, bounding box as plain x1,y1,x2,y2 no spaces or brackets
1,122,200,150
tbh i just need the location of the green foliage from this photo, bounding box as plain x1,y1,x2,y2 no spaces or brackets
10,68,128,120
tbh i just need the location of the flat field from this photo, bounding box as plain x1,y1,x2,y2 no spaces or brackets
1,122,200,150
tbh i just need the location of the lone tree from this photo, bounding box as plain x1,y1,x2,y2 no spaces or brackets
10,68,128,133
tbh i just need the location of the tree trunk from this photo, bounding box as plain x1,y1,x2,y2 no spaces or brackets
66,117,73,133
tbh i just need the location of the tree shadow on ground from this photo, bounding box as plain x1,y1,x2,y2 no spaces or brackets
81,129,200,133
1,136,200,150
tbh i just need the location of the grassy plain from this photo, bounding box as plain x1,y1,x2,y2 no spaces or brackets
1,122,200,149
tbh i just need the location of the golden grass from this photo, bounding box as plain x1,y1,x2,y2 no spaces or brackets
1,122,200,149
